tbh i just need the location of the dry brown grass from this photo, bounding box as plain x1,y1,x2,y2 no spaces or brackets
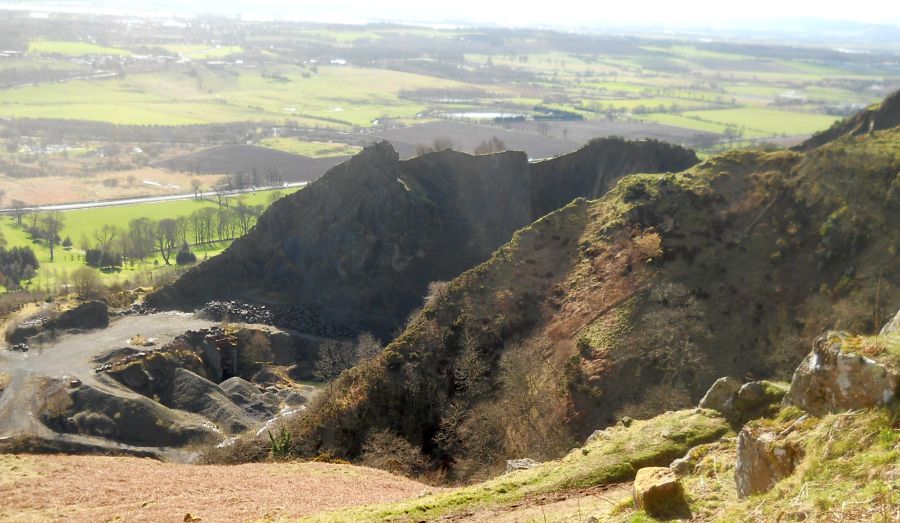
0,453,431,522
0,170,224,206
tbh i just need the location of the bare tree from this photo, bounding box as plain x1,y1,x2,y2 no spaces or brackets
313,340,356,382
474,136,507,155
71,266,103,298
10,199,27,226
155,219,178,265
354,332,383,363
190,179,203,200
39,212,65,262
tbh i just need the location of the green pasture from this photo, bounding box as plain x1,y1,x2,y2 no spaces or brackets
160,45,244,58
679,107,839,136
27,40,131,56
258,138,361,158
0,187,299,291
0,66,465,127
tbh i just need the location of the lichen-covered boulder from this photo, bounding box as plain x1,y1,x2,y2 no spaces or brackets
698,376,741,413
505,458,538,473
881,308,900,336
734,380,788,419
735,424,804,497
633,467,689,517
786,333,898,415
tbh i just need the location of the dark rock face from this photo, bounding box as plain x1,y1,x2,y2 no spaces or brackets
148,139,698,337
6,301,108,343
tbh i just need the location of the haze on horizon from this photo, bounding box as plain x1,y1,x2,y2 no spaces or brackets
4,0,900,31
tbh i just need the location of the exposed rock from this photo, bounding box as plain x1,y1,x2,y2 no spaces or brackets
734,381,789,420
39,379,220,447
633,466,689,517
148,139,698,338
168,368,257,433
505,458,538,473
881,308,900,336
220,377,261,405
735,424,804,497
698,377,741,414
786,332,899,415
49,301,109,331
669,443,716,477
6,301,109,343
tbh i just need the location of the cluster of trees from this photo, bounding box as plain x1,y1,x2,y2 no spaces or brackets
313,333,383,382
0,245,39,289
79,201,263,269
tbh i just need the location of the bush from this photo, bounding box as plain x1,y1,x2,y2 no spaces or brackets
360,429,427,476
176,243,197,265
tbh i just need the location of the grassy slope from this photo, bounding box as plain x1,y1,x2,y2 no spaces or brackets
305,409,730,522
286,122,900,478
610,405,899,522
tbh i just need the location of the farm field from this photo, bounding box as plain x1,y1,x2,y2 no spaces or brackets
0,187,301,292
0,169,226,207
26,39,131,56
257,138,362,158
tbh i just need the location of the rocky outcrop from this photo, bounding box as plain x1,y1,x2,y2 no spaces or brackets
6,301,109,343
149,139,698,337
881,308,900,336
734,422,805,497
633,467,690,517
698,377,741,413
797,89,900,151
505,458,538,473
786,333,898,415
698,377,787,424
38,379,221,447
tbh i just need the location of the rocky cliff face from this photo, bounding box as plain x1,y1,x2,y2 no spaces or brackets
287,97,900,477
796,89,900,150
149,138,697,337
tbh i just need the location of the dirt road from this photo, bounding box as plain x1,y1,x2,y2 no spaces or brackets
0,312,214,454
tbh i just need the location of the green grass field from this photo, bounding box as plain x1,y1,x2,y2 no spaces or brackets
0,187,299,292
258,138,361,158
27,40,131,56
680,107,839,136
0,66,464,127
160,45,245,58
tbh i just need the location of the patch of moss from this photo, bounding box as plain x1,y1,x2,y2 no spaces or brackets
303,409,730,522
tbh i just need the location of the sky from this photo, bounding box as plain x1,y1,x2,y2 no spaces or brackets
5,0,900,29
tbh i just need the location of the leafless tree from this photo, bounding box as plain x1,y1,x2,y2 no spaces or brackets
39,212,65,262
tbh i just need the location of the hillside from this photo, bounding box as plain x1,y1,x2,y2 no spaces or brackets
284,100,900,479
0,454,429,522
148,138,697,337
797,88,900,150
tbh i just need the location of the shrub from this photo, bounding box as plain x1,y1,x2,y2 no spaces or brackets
175,243,197,265
360,429,427,476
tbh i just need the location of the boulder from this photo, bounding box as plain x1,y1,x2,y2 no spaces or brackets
881,308,900,336
633,466,689,517
786,332,898,415
505,458,538,473
735,424,804,497
734,381,788,420
698,377,741,414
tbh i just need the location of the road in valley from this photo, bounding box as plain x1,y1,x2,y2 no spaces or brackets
0,182,306,214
